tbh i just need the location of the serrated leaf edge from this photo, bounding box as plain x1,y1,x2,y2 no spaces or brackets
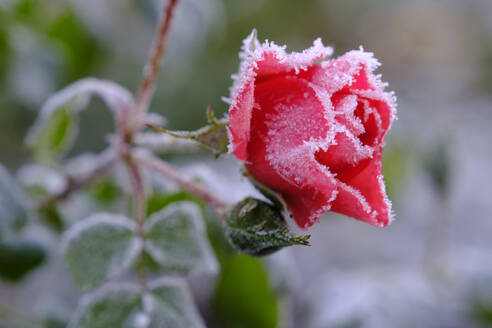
61,213,143,287
68,282,141,328
143,202,218,275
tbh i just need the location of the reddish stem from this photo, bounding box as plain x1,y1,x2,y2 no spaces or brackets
132,0,180,133
137,154,229,219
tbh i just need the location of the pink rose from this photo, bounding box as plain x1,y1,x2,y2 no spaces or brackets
227,31,397,229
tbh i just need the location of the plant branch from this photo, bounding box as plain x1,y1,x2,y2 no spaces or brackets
37,148,118,210
123,153,148,291
137,153,229,219
132,0,180,132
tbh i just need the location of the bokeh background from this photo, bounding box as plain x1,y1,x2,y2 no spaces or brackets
1,0,492,327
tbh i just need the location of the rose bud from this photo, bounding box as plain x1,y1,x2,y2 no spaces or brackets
226,31,397,229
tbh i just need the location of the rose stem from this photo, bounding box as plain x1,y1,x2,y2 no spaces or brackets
131,0,180,136
137,154,229,220
123,0,181,293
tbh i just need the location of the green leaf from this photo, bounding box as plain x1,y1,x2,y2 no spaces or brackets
29,103,78,163
69,284,142,328
26,78,134,163
0,240,46,282
225,198,310,256
213,255,278,328
62,213,142,289
148,106,229,155
144,202,218,275
39,204,65,233
70,279,205,328
88,179,122,206
146,191,200,217
147,277,206,328
0,164,30,235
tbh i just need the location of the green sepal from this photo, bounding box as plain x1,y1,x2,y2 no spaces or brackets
225,198,310,256
147,106,229,155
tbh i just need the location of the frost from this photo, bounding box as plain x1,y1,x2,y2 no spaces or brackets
17,164,67,195
147,277,206,328
69,283,142,328
227,34,397,228
63,149,118,181
144,112,167,126
227,31,334,160
225,198,310,255
69,278,205,328
61,213,142,289
144,202,218,275
134,133,203,154
26,78,134,159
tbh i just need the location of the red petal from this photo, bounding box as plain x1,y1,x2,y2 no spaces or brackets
228,37,333,159
246,73,338,228
228,81,255,160
330,148,392,227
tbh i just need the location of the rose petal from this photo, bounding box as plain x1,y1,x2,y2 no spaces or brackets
227,35,333,159
246,73,338,228
331,148,393,227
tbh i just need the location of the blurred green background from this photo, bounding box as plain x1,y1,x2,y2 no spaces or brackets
1,0,492,327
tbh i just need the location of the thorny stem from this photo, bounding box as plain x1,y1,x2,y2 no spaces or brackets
137,154,230,220
131,0,180,135
37,148,118,210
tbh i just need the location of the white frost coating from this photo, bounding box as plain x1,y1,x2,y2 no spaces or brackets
63,148,118,182
26,77,134,146
228,33,396,226
148,276,206,328
134,311,151,328
144,112,167,126
60,213,137,251
377,174,395,226
68,282,141,328
143,202,219,275
60,213,142,282
17,164,67,195
148,275,187,290
337,181,375,218
134,132,202,154
226,31,334,156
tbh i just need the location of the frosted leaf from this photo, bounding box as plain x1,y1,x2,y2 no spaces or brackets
17,164,67,195
143,202,218,275
147,277,206,328
0,163,31,234
61,213,142,289
69,283,142,328
62,148,117,182
26,78,134,161
70,280,205,328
